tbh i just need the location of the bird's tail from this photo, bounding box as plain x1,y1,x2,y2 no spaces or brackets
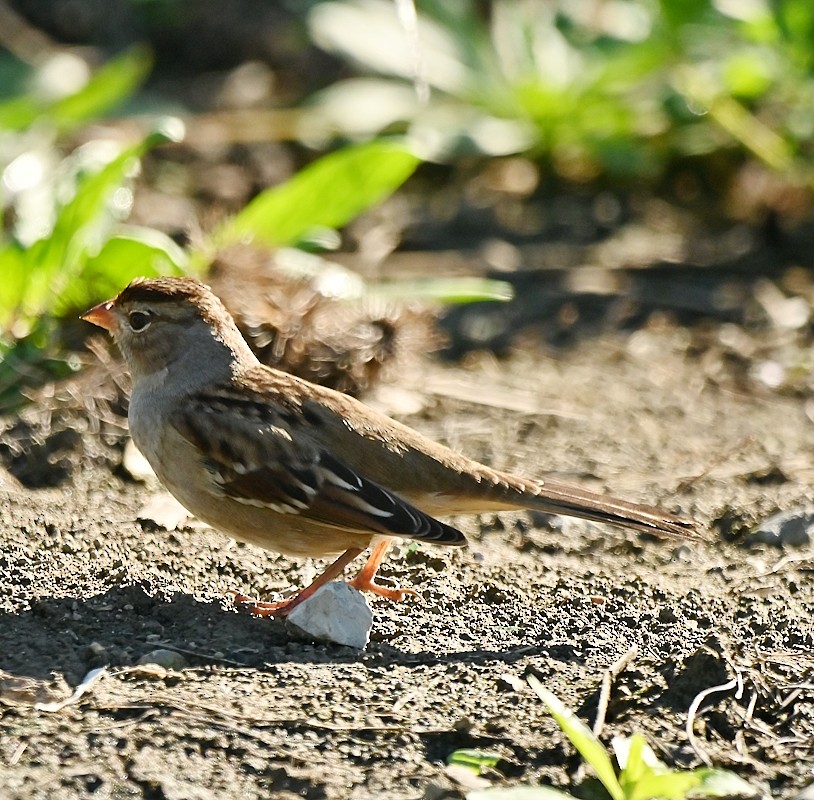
492,473,700,540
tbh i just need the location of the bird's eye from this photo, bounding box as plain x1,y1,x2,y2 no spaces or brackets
128,310,152,332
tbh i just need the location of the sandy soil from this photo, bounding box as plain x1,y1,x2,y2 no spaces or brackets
1,330,812,799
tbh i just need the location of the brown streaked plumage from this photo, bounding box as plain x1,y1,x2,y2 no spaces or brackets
82,277,699,616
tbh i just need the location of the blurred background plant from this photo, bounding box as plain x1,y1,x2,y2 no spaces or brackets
307,0,814,185
0,42,186,408
0,7,505,410
4,0,814,410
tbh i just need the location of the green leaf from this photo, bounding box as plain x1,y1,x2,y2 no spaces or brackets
616,736,701,800
0,243,28,331
0,94,41,131
49,46,153,131
616,733,652,787
12,125,178,326
448,750,503,774
42,125,177,273
722,51,774,99
370,277,514,304
55,226,188,315
690,769,761,798
627,770,702,800
527,676,624,800
218,139,421,247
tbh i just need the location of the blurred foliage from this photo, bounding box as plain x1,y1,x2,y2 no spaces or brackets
0,46,186,408
5,0,814,406
306,0,814,184
215,139,421,248
0,45,152,134
0,47,182,339
0,38,505,409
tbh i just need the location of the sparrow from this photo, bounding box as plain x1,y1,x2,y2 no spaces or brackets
82,277,698,616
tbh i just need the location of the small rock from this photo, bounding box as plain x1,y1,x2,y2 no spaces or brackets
137,493,192,531
497,673,525,692
137,649,188,670
671,544,694,562
84,641,110,667
122,439,155,482
286,581,373,649
444,764,490,791
749,508,814,548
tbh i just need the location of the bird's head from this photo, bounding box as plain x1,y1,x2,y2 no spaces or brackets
82,277,255,383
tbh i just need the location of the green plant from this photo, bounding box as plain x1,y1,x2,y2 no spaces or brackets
0,37,514,410
208,137,512,304
0,46,180,333
307,0,814,184
0,125,187,334
0,94,509,410
449,675,758,800
0,45,152,135
0,46,187,407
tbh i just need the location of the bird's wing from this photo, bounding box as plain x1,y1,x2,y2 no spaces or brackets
171,387,466,546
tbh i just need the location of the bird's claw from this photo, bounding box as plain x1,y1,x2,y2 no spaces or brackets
228,589,292,617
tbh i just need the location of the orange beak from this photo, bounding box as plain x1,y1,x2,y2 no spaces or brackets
81,300,118,332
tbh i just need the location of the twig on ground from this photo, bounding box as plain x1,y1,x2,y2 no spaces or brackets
8,740,27,766
593,644,639,737
686,670,743,766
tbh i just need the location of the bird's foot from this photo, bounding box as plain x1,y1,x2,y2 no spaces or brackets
347,576,418,602
228,589,295,618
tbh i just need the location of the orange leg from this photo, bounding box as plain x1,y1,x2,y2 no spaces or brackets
348,539,418,601
231,547,364,618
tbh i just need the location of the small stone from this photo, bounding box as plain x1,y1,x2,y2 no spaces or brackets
137,493,192,531
497,673,525,692
84,641,109,667
137,649,188,670
749,508,814,548
444,764,490,791
286,582,373,649
122,439,155,482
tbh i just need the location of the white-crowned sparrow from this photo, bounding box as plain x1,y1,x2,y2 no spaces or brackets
82,277,698,616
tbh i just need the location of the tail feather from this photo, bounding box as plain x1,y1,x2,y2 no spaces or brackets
523,479,699,539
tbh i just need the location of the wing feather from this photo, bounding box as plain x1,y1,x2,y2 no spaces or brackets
171,388,466,546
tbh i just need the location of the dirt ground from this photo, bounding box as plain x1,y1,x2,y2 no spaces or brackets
1,329,813,799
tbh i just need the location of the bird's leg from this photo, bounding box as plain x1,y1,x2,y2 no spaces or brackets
348,539,418,601
231,547,365,618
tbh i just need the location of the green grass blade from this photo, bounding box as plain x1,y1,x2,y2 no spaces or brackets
271,248,513,305
218,139,421,247
448,750,503,774
527,676,624,800
627,770,701,800
369,276,514,304
615,733,651,786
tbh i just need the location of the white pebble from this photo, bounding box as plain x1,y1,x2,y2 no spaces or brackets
286,582,373,649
